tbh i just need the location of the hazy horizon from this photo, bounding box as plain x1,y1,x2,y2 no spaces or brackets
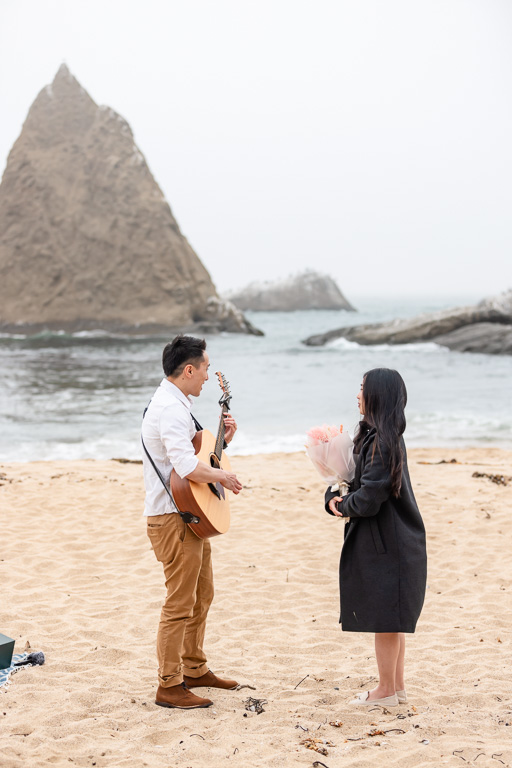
1,0,511,300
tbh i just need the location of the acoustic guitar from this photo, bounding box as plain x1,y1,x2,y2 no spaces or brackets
170,372,233,539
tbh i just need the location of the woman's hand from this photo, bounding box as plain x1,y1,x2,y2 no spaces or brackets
329,495,344,517
223,414,237,444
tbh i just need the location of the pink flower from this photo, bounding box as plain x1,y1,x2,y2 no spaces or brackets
305,424,355,484
306,424,343,446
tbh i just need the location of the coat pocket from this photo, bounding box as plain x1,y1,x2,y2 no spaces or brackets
370,517,386,554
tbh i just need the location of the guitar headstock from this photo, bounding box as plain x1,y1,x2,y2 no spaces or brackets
216,371,232,411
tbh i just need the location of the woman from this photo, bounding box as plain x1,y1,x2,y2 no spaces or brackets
326,368,427,707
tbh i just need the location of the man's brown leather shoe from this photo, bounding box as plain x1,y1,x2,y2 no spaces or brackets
155,682,213,709
183,669,238,690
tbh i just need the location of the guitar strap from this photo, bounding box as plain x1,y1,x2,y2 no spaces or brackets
190,413,203,431
191,412,228,450
141,406,200,525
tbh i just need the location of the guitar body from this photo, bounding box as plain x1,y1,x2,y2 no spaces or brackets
170,429,231,539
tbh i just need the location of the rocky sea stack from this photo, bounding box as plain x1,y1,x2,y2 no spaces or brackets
303,290,512,355
0,65,261,335
225,270,356,312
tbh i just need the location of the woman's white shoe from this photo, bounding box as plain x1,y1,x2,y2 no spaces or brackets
350,690,399,707
396,689,407,704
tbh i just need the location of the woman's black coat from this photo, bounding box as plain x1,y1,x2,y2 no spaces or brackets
325,428,427,633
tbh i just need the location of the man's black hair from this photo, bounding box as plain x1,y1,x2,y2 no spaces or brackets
162,335,207,377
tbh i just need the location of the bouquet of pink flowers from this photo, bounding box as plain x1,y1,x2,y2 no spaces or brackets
305,424,355,494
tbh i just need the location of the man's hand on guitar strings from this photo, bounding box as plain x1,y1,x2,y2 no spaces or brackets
219,470,242,494
222,413,238,444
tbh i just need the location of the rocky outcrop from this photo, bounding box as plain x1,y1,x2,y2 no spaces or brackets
0,65,262,336
433,323,512,355
303,289,512,355
225,270,356,312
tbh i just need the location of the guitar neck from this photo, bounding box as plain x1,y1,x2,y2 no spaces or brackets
213,371,232,462
214,404,229,460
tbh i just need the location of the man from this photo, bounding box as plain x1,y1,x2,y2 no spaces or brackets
142,335,242,709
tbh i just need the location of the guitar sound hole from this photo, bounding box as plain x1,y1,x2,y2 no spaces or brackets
210,454,220,469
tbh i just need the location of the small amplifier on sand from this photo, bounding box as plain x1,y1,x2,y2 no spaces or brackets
0,632,15,670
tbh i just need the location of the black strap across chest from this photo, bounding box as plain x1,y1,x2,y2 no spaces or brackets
190,413,202,431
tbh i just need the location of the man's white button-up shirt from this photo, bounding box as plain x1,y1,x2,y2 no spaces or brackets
141,378,199,516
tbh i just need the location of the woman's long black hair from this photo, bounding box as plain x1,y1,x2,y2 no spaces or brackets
353,368,407,497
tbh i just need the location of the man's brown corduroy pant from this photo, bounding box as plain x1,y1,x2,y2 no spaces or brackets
147,512,214,687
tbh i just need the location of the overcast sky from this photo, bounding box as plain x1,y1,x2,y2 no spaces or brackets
1,0,511,300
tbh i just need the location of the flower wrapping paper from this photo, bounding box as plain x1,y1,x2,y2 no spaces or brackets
305,425,356,487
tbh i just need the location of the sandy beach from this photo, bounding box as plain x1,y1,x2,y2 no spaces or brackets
1,448,511,768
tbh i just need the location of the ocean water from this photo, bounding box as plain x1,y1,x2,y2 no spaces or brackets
0,295,510,461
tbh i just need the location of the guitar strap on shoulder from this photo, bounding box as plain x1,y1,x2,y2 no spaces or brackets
190,413,202,431
141,406,200,526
